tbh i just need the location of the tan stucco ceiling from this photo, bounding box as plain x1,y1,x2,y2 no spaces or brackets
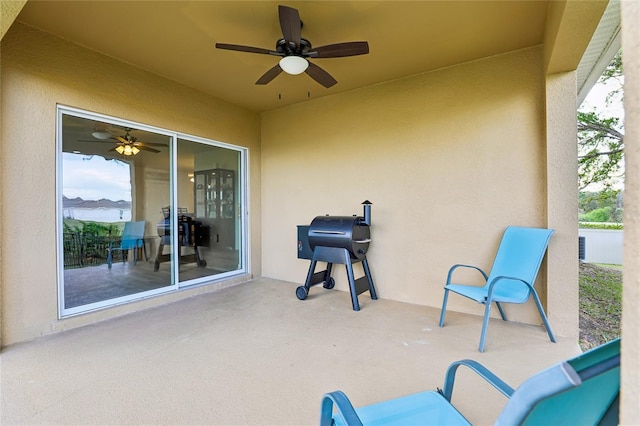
17,1,553,112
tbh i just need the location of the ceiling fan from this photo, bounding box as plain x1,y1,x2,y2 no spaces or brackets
84,127,165,156
215,5,369,88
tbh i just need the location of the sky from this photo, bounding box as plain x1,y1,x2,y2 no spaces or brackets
62,153,132,202
580,76,624,123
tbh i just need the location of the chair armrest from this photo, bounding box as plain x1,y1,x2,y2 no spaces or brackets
446,264,489,285
320,391,364,426
440,360,515,402
486,275,534,301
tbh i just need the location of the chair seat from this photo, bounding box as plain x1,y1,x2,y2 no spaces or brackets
444,284,488,303
445,283,529,304
332,391,470,426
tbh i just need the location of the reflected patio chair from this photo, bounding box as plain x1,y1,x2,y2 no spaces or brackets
321,338,620,425
439,226,555,352
107,220,146,269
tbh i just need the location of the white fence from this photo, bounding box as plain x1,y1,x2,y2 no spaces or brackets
578,228,623,265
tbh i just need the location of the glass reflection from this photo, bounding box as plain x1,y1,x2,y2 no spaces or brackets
176,139,242,283
61,113,173,311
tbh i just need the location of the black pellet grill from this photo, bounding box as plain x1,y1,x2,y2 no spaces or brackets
297,201,377,311
154,208,209,271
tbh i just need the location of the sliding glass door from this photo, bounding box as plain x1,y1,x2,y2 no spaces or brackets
57,107,246,317
176,138,243,283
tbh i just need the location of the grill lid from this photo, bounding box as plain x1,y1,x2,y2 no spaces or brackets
308,215,370,259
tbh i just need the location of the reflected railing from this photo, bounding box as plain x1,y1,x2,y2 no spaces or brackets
63,232,123,269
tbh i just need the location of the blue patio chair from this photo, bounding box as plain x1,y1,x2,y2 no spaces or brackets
439,226,555,352
107,220,145,269
320,338,620,426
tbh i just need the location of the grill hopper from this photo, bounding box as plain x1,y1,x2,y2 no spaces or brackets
308,216,371,260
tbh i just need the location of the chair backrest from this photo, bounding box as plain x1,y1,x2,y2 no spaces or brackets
120,220,145,249
484,226,554,303
495,338,620,425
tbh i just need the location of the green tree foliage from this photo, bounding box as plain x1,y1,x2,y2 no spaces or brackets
581,207,614,222
578,50,624,190
62,219,122,236
579,189,623,223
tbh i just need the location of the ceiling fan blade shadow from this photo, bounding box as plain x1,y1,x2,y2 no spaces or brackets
309,41,369,58
279,5,301,47
256,64,283,85
305,62,337,88
215,43,276,55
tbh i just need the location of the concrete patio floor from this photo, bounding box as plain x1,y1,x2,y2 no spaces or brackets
1,278,580,425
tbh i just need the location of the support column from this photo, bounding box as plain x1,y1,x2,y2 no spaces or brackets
621,0,640,422
545,71,579,339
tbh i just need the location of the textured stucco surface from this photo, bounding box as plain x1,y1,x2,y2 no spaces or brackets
261,47,557,327
621,0,640,422
544,71,579,339
543,0,608,75
0,0,26,39
0,23,261,345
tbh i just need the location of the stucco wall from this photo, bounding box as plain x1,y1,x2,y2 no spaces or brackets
0,23,261,345
261,47,552,325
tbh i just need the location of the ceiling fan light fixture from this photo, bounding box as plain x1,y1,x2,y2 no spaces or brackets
115,145,139,156
279,56,308,75
91,130,112,140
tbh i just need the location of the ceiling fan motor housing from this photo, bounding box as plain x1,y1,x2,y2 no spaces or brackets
276,37,312,56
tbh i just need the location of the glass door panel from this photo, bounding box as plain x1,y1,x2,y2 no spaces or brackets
59,111,174,315
177,138,243,283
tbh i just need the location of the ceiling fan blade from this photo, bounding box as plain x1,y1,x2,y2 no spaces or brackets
215,43,275,55
135,141,166,147
256,64,283,85
137,145,161,153
279,5,301,47
115,136,128,144
79,139,118,143
305,62,337,88
308,41,369,58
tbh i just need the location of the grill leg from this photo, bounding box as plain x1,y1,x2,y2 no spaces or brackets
345,261,360,311
303,260,318,287
298,260,335,300
361,257,377,300
323,263,335,289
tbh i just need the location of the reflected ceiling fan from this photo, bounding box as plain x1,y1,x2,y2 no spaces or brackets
216,5,369,88
84,127,165,156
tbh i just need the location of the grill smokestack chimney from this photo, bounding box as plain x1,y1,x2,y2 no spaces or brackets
362,200,372,226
